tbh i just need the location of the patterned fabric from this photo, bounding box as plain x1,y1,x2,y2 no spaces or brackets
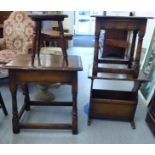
3,11,36,53
0,38,6,50
0,49,20,63
0,11,36,75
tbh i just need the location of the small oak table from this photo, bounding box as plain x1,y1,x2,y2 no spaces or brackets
5,54,83,134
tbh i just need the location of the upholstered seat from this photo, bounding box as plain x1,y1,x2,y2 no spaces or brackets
0,11,36,76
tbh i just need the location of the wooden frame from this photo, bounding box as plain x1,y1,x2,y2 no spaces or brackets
29,14,68,65
88,16,150,128
5,54,82,134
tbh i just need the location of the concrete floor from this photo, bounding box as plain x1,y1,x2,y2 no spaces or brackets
0,47,154,143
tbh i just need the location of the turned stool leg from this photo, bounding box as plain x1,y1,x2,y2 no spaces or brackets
10,83,20,134
0,92,8,115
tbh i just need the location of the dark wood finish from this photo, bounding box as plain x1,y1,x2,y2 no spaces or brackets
88,71,147,128
0,11,12,37
92,16,151,78
30,14,68,21
41,30,73,48
5,54,83,134
101,12,134,58
102,29,128,58
0,92,8,115
146,90,155,137
90,89,136,120
105,39,129,48
29,14,68,65
97,67,134,74
88,16,150,128
98,58,129,64
0,11,12,24
88,63,148,82
0,25,2,38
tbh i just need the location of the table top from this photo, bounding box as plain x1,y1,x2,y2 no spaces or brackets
29,14,68,21
91,15,153,20
5,54,83,71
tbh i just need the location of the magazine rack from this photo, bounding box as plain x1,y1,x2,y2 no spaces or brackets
88,16,151,128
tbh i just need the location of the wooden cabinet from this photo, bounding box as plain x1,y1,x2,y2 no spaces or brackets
146,90,155,137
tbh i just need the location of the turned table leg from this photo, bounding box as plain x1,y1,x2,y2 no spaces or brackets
88,79,94,126
9,82,20,134
22,83,30,111
72,73,78,135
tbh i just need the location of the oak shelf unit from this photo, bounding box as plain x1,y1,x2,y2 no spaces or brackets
88,16,151,128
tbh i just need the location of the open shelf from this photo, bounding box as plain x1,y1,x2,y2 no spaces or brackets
90,89,137,121
88,64,148,82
